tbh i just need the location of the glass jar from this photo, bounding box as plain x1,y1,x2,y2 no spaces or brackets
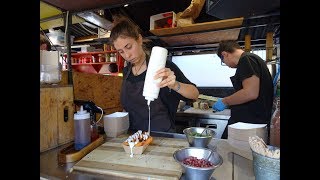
105,53,110,62
110,53,116,62
98,54,105,62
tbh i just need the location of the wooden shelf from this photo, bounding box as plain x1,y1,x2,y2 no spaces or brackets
149,17,244,47
103,72,123,76
71,50,117,56
72,62,117,65
150,17,244,36
69,50,124,75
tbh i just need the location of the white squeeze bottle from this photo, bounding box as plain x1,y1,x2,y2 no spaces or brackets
143,46,168,106
74,105,91,150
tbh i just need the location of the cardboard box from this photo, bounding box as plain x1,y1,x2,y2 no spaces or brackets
150,11,177,30
103,112,129,137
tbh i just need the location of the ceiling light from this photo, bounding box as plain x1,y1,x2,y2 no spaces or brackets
124,4,129,7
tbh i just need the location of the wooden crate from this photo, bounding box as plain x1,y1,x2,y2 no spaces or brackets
40,85,75,152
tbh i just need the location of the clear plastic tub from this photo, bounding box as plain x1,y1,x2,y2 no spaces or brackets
46,31,74,46
40,64,61,84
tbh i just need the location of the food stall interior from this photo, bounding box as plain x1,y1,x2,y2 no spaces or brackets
40,0,280,137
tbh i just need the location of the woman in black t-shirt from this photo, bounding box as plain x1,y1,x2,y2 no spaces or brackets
109,16,199,132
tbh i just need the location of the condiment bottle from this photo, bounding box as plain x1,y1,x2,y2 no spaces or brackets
91,123,99,142
98,54,105,62
74,105,91,150
143,46,168,106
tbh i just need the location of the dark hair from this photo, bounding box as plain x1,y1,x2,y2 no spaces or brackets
217,40,241,59
109,15,141,45
40,34,51,50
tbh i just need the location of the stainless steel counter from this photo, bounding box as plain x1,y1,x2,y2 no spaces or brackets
175,108,230,139
176,107,230,120
40,139,116,180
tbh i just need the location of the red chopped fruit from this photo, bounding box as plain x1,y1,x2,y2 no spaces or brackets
182,156,214,168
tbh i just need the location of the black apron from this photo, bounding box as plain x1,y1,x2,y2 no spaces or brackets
120,63,171,132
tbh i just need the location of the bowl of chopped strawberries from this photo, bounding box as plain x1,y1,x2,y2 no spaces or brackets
173,147,223,180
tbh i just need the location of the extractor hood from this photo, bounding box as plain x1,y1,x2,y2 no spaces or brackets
206,0,280,19
76,11,113,30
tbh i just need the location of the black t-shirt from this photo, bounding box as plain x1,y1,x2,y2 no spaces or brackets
229,52,274,126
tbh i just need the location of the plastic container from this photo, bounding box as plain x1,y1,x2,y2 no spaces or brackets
74,106,91,150
40,64,61,84
110,53,117,62
142,46,168,105
103,112,129,137
46,31,74,46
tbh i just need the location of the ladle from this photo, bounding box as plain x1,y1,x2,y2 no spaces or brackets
206,149,214,161
200,125,210,136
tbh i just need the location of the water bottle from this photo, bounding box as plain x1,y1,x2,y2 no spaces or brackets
74,105,91,150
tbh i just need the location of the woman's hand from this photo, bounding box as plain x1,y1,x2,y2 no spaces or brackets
154,67,177,89
154,67,200,100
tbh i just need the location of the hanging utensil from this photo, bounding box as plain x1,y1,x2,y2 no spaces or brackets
200,125,210,136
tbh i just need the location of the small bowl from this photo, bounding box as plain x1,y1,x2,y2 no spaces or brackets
173,147,223,180
183,127,216,147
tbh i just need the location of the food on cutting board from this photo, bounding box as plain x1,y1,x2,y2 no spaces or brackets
123,130,153,147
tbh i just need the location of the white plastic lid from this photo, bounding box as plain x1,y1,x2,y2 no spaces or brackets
74,105,90,120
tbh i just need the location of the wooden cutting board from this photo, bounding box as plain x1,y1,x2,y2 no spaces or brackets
72,136,189,179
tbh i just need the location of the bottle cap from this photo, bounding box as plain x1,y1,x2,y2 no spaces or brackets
74,105,90,120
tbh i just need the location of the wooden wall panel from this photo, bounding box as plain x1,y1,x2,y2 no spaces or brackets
40,87,58,152
56,87,75,144
72,71,123,115
58,71,123,114
41,71,123,152
40,85,74,152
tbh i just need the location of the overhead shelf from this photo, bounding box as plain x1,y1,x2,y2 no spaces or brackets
40,1,85,30
149,17,244,47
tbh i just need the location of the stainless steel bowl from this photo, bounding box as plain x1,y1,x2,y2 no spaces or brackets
183,127,216,147
173,147,223,180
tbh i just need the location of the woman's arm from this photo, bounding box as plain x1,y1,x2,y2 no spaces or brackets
170,80,199,100
155,67,199,100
